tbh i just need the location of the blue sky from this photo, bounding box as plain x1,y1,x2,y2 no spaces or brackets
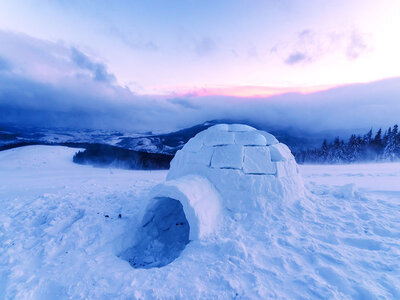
0,1,399,131
1,0,399,94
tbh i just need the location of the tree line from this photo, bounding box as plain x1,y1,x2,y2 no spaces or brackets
295,124,400,164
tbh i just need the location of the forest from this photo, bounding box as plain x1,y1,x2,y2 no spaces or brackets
295,124,400,164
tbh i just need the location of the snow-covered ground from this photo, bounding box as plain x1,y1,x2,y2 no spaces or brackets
1,146,399,299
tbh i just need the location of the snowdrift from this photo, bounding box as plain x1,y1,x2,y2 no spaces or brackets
2,145,400,298
124,124,304,268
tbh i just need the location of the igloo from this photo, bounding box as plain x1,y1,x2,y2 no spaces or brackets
123,124,304,268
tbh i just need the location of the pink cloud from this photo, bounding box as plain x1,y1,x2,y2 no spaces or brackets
168,84,337,98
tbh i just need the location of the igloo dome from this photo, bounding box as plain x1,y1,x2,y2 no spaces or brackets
166,124,304,210
123,124,304,268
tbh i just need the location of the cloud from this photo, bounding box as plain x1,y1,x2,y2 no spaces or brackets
276,28,372,66
0,30,398,135
247,43,259,59
346,30,369,60
279,29,319,65
0,30,175,130
0,56,11,71
2,69,399,134
173,77,400,133
284,52,309,65
0,30,119,85
106,27,159,52
298,29,312,39
195,37,217,57
167,98,200,110
0,71,180,131
71,47,116,83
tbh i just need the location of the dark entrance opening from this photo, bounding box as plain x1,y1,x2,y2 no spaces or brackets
121,197,190,269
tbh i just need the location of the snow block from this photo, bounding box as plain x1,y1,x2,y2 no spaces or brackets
243,146,276,174
235,131,267,146
206,124,230,132
276,160,297,178
228,124,256,132
275,161,288,178
148,175,221,240
259,131,279,145
269,143,293,161
170,150,212,175
203,131,235,146
169,149,184,170
194,147,215,166
184,136,204,152
211,144,243,169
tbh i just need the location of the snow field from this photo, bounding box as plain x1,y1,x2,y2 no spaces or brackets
0,146,399,299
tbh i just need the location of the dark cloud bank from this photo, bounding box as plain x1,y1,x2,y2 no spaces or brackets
0,30,399,135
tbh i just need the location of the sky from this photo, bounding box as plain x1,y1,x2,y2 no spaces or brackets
0,1,400,132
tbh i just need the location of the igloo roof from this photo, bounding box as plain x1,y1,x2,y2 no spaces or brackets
168,123,296,180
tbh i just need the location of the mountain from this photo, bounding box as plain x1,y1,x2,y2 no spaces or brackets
0,120,339,155
116,120,337,154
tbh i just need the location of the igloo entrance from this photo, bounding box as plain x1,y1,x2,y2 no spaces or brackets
122,197,190,269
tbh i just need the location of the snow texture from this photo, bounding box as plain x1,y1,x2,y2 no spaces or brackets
211,144,244,169
1,145,400,299
243,146,275,174
120,197,190,269
148,176,221,241
128,124,303,268
166,124,304,215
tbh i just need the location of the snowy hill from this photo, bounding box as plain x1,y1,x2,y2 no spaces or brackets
1,145,399,299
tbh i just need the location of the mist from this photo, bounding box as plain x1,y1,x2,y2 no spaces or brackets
1,30,399,134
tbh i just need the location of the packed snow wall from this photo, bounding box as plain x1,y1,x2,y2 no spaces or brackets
125,124,304,268
166,123,304,212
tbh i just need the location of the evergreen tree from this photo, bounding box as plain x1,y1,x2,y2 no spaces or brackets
393,124,398,135
326,137,346,163
294,124,400,164
383,129,396,161
321,139,329,161
363,129,372,145
393,125,400,157
347,134,361,162
374,128,382,145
